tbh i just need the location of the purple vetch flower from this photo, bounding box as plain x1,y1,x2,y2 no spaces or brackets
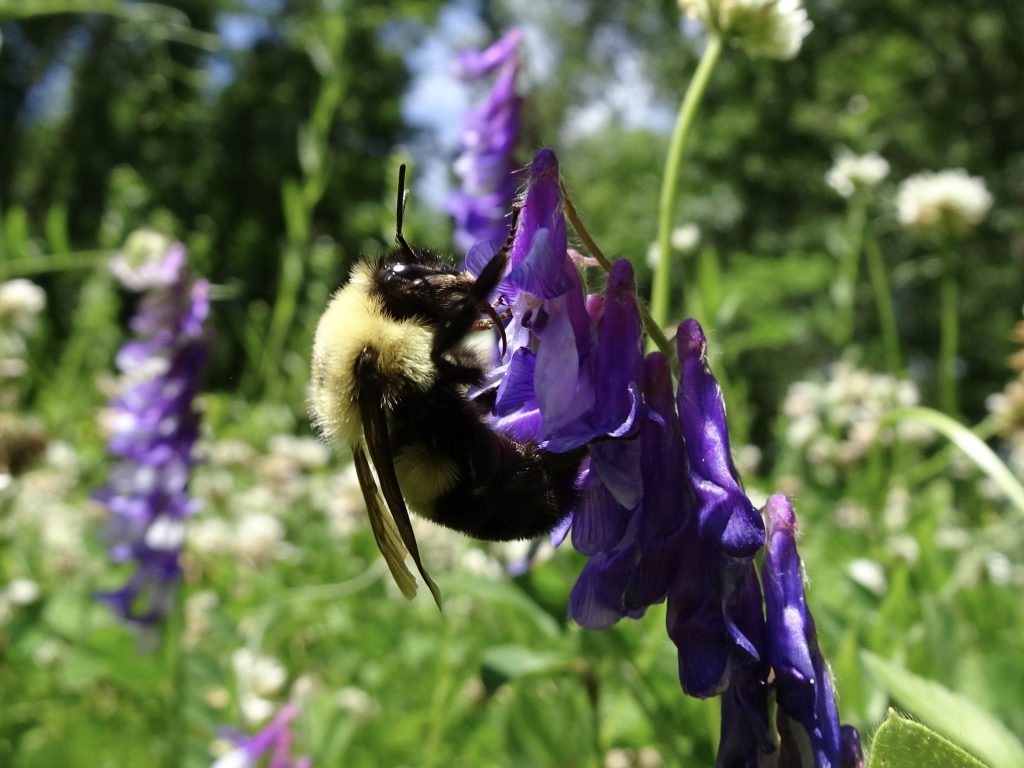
476,149,641,454
569,351,692,628
763,494,843,767
95,239,209,625
213,703,311,768
447,28,524,254
676,319,764,559
840,725,865,768
459,148,861,767
667,319,766,700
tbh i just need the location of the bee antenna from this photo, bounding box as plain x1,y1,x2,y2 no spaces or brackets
395,164,416,260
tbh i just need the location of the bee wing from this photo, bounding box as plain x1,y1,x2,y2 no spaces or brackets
356,353,443,610
352,447,418,600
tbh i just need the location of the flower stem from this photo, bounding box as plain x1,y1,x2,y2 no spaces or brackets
938,243,959,414
649,33,724,346
561,185,678,372
165,587,186,768
835,196,867,346
863,229,902,375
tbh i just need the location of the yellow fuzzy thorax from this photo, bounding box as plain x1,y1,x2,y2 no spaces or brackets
309,262,436,449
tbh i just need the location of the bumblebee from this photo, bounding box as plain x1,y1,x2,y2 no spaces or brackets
310,167,584,607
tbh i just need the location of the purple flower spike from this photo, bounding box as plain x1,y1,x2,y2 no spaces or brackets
213,703,311,768
448,29,523,254
676,319,764,558
96,238,209,627
763,494,842,768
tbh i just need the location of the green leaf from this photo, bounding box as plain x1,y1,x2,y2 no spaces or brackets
863,652,1024,768
868,711,989,768
44,204,70,254
480,645,573,694
880,406,1024,518
438,572,562,640
0,0,118,17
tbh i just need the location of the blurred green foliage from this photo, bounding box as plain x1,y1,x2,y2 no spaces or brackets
2,0,1024,766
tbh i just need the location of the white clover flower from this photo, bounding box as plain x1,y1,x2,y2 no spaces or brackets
234,513,285,565
335,686,378,720
267,434,329,470
232,648,287,698
847,558,887,595
324,462,366,538
985,552,1012,586
670,223,701,252
5,578,41,605
0,279,46,331
896,169,992,233
680,0,812,60
645,242,661,270
826,150,890,198
240,694,275,725
934,526,971,551
109,229,184,291
183,589,218,648
458,547,503,578
188,517,234,555
886,534,920,565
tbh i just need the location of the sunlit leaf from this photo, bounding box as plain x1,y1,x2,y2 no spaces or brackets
868,711,989,768
863,652,1024,768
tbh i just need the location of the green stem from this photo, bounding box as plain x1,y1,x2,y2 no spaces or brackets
938,244,959,415
649,34,723,346
863,229,903,375
561,184,677,373
835,196,867,346
165,586,186,768
0,251,111,280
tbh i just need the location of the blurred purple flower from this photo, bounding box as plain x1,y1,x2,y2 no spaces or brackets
447,28,524,254
213,703,311,768
95,239,209,625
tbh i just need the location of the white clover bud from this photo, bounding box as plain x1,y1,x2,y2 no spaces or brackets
896,169,992,234
826,149,890,198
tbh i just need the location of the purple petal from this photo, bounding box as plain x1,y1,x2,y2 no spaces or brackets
840,725,865,768
588,437,643,510
568,548,644,629
453,28,522,79
550,510,574,548
763,494,842,768
509,149,562,272
676,319,764,558
507,228,575,299
493,347,537,416
571,468,633,556
665,525,731,697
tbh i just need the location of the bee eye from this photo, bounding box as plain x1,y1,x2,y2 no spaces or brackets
383,263,431,283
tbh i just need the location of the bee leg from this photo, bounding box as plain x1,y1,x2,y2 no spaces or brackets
432,250,508,359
